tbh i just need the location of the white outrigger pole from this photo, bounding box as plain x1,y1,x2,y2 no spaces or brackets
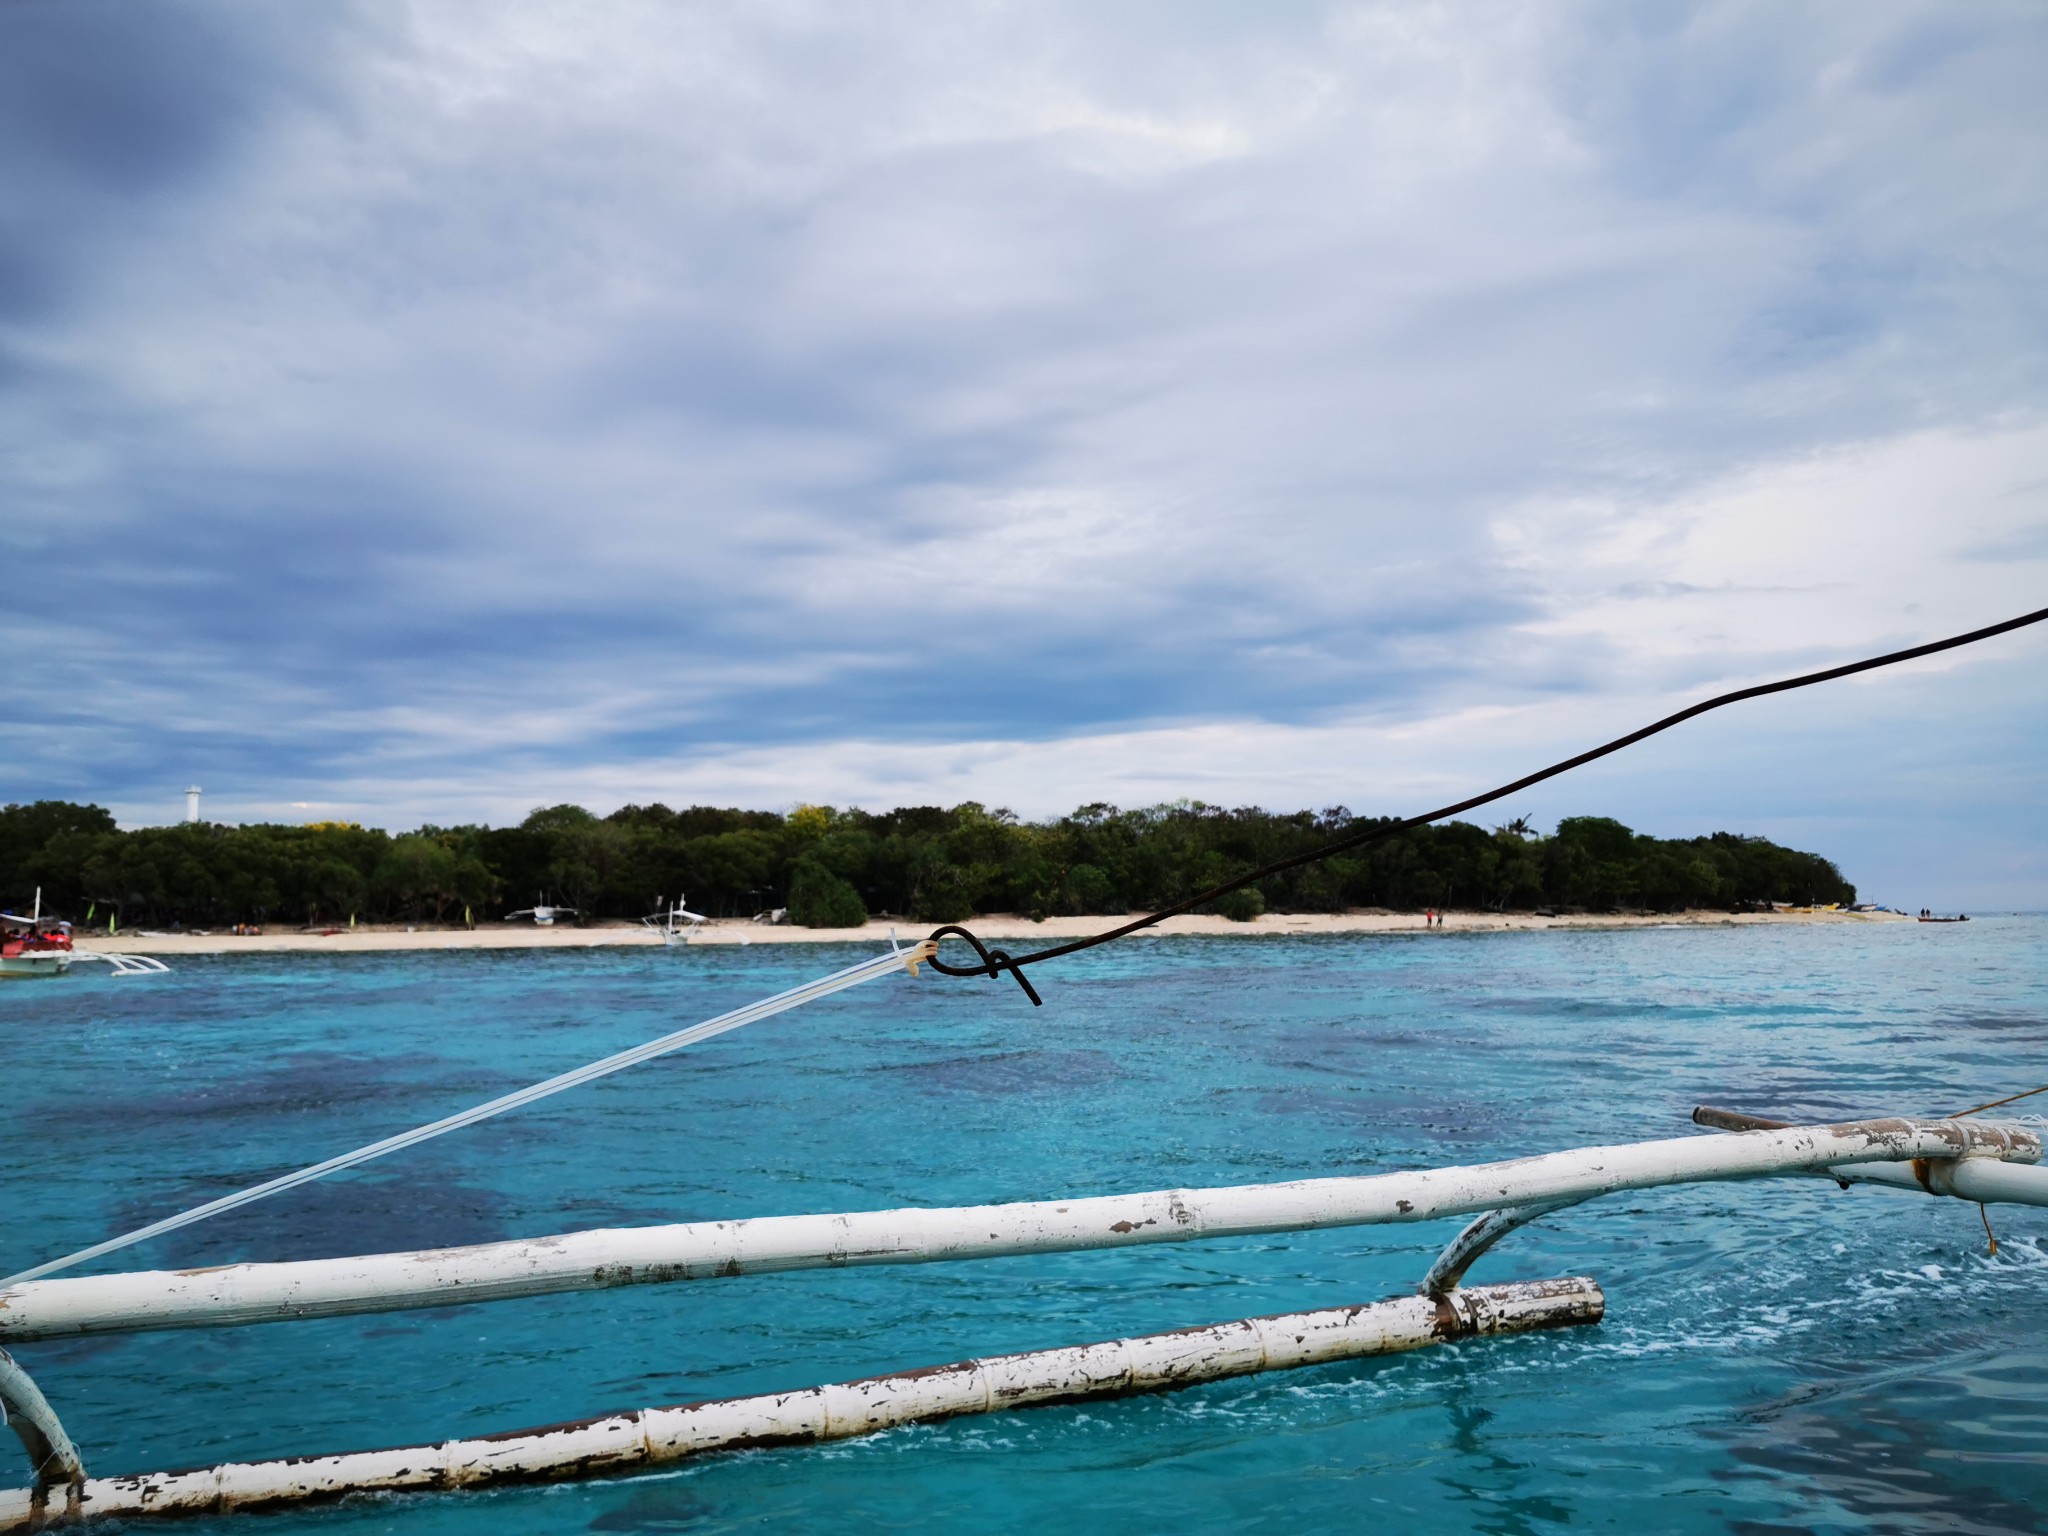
65,952,171,978
5,1115,2039,1340
2,1110,2042,1529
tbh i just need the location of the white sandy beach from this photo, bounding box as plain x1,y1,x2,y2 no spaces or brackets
73,907,1907,957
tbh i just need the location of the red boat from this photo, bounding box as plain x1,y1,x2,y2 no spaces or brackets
0,890,74,979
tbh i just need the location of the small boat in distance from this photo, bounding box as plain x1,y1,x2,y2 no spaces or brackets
643,896,710,945
1917,909,1970,923
504,897,577,927
0,889,72,979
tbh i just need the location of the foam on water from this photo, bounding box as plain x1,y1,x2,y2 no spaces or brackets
3,918,2045,1532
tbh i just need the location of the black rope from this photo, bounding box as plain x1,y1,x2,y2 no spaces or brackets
928,604,2048,1004
924,924,1043,1007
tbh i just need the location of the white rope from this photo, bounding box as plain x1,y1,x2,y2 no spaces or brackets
2,942,935,1289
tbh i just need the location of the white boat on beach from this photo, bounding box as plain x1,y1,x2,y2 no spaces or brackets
504,897,577,927
643,895,710,944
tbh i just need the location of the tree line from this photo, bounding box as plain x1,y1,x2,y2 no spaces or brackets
0,798,1856,930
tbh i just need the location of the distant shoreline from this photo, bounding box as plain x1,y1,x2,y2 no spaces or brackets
75,907,1911,956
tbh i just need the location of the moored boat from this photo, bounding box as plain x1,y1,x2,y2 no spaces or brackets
0,891,72,980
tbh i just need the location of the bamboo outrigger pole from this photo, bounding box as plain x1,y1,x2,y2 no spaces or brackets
3,1116,2036,1343
0,1280,1602,1530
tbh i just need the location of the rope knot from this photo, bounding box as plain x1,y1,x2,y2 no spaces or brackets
925,925,1044,1006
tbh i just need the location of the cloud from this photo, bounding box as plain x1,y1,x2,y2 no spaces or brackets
2,1,2044,894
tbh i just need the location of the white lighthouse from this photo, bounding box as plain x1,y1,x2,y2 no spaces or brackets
185,786,203,824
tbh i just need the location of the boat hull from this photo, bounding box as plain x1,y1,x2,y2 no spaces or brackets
0,952,71,979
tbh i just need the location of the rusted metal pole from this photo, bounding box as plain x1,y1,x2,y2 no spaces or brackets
2,1118,2032,1343
1691,1106,2048,1205
1861,1156,2048,1204
0,1278,1601,1532
1691,1107,1795,1133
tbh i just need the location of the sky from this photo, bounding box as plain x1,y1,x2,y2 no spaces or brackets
2,0,2045,906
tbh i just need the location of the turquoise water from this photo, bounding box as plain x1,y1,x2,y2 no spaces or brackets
4,920,2046,1533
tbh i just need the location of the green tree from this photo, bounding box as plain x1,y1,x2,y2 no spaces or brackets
305,858,368,922
787,861,868,928
377,836,461,921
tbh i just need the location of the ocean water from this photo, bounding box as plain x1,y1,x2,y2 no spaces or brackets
3,919,2045,1534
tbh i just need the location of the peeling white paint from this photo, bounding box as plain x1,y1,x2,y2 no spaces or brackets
0,1118,2034,1344
0,1279,1602,1531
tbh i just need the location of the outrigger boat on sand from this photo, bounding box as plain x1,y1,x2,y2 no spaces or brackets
504,897,576,927
642,895,710,945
